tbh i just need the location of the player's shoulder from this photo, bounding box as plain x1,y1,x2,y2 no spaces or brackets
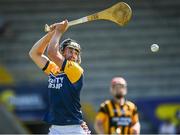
100,99,111,108
65,60,84,72
125,100,137,110
43,60,61,75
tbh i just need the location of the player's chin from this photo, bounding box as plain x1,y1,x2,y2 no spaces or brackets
68,58,76,62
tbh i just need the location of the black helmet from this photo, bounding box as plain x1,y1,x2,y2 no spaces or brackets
60,38,81,64
60,38,81,52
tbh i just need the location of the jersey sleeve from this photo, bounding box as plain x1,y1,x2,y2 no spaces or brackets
131,105,139,125
96,102,109,121
96,112,108,122
126,101,139,125
99,103,108,113
42,60,60,75
61,60,83,83
96,102,109,134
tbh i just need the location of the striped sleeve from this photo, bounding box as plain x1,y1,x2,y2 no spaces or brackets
42,60,60,75
132,105,139,124
96,101,110,134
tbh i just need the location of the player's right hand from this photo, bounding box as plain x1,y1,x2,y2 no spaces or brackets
49,20,68,33
81,121,91,134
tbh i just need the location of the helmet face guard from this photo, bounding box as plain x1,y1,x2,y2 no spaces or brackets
60,38,81,64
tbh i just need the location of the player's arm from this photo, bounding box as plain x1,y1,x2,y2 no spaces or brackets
94,113,106,134
131,121,140,134
94,104,108,134
47,20,68,69
29,30,55,69
131,106,141,134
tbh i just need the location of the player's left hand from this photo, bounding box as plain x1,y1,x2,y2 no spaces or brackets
48,20,68,33
81,121,91,134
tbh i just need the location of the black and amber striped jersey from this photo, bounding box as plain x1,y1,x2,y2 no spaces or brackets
95,99,139,134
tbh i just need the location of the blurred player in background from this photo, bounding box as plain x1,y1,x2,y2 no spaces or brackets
29,20,90,134
94,77,140,134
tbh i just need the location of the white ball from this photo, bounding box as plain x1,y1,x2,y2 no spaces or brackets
151,44,159,52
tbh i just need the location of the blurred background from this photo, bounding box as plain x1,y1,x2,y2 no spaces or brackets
0,0,180,134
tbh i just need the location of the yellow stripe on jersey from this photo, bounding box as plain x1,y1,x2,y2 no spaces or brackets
95,112,109,134
106,100,114,117
132,113,139,125
95,112,108,122
126,101,136,110
43,60,83,83
124,126,129,134
64,60,83,83
43,61,60,75
110,126,116,134
126,101,139,125
115,103,121,116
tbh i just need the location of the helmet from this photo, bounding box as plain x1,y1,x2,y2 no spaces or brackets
60,38,81,64
111,77,127,86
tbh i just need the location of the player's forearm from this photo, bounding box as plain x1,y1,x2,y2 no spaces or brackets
94,122,105,134
132,122,140,134
47,30,62,57
95,126,105,134
29,31,54,58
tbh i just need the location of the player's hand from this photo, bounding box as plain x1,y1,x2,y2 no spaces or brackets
81,121,91,134
49,20,68,33
55,19,68,33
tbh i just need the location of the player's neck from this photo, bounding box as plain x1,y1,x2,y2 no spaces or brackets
114,97,125,106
